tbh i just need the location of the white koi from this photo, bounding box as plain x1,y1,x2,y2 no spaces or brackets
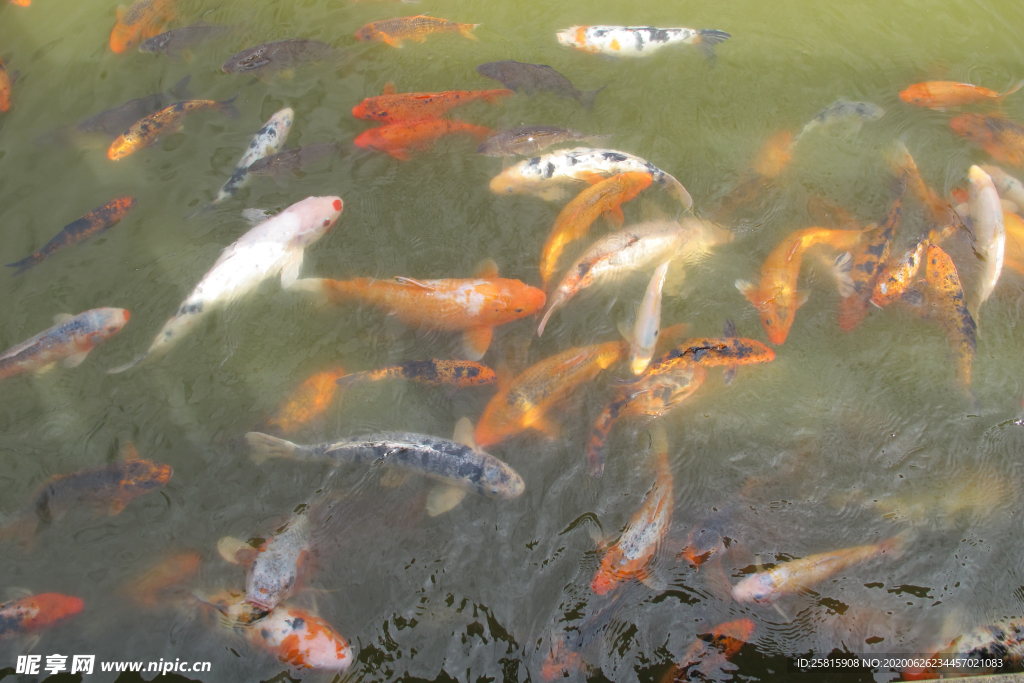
966,165,1005,321
629,260,670,375
556,25,730,60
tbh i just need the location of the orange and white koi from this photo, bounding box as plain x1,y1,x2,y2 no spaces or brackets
899,80,1023,109
0,593,84,639
352,83,513,124
474,341,626,448
107,95,239,160
731,534,906,604
924,244,976,389
966,165,1005,320
290,262,545,361
951,114,1024,167
354,15,479,47
338,359,496,389
0,308,129,382
556,26,730,60
354,116,492,160
591,427,673,595
736,227,864,345
110,0,178,54
659,618,755,683
263,367,347,434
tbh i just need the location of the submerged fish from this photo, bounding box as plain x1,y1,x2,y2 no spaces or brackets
871,238,927,307
263,367,348,434
247,143,341,183
0,308,129,382
76,75,192,136
659,618,755,683
108,196,341,372
246,431,524,500
732,534,906,604
6,196,137,274
246,511,312,611
475,60,602,108
0,56,13,112
899,80,1023,110
490,147,692,208
212,108,293,204
107,95,239,160
338,359,496,388
474,341,626,448
556,26,730,60
289,262,544,360
247,603,353,671
352,83,513,124
477,126,607,157
355,15,479,47
5,0,30,7
888,141,956,226
122,552,202,607
981,165,1024,209
924,244,976,389
793,99,885,143
539,171,653,288
222,39,335,75
0,593,84,639
354,116,492,160
642,335,777,379
951,114,1024,167
966,165,1005,320
0,443,171,544
629,260,671,376
139,22,234,59
109,0,177,53
592,426,673,595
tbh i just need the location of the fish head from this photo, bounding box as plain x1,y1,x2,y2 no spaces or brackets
85,308,131,346
351,101,372,119
118,458,173,499
489,165,538,196
482,460,525,499
898,84,929,105
502,282,547,319
555,27,584,49
290,196,343,247
353,25,380,42
950,114,992,143
967,165,997,202
731,572,776,604
109,24,140,54
590,550,625,595
139,32,172,53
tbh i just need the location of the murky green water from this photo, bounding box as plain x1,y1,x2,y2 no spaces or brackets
4,0,1024,680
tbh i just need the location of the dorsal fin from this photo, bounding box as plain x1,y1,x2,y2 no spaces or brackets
121,442,140,461
383,82,396,95
474,258,499,279
53,313,74,325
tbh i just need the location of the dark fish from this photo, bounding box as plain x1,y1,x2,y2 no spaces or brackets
476,60,602,108
222,39,335,75
139,22,234,59
76,75,192,136
246,142,342,182
476,125,608,157
6,197,137,274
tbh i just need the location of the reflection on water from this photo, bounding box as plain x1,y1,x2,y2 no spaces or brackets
3,0,1024,680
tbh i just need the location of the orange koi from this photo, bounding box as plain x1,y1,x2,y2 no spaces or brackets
642,335,777,378
539,172,653,289
0,593,84,638
899,80,1023,109
352,83,513,124
262,368,347,434
337,359,496,389
951,114,1024,167
751,129,793,179
736,227,865,344
591,427,672,595
474,341,626,448
659,618,755,683
732,533,906,604
6,0,30,7
291,262,545,361
354,116,492,160
354,15,479,47
107,96,239,160
0,56,12,112
889,141,957,226
122,551,201,607
924,244,976,389
110,0,177,53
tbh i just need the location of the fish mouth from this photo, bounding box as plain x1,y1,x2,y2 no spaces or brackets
245,594,274,611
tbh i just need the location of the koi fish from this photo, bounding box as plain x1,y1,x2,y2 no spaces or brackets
966,165,1005,321
0,308,129,382
354,116,492,160
247,143,342,183
352,83,513,123
0,56,13,112
288,261,544,361
222,40,335,76
0,593,84,639
628,260,670,375
924,244,976,389
477,126,608,157
248,603,353,671
871,238,927,307
837,175,906,331
751,129,793,179
0,443,171,544
475,60,603,108
107,95,239,160
76,75,192,137
354,15,479,47
981,165,1024,209
539,219,731,336
539,172,653,288
951,114,1024,167
109,0,177,53
556,26,731,60
1003,209,1024,276
5,0,30,7
678,495,744,568
592,426,673,595
139,22,234,60
899,80,1024,109
6,197,137,274
474,341,626,448
108,196,341,372
262,367,348,434
491,147,692,208
212,108,293,204
736,227,865,345
793,99,885,143
338,359,496,389
731,534,906,604
641,335,776,380
122,552,201,607
246,511,312,611
659,618,755,683
927,619,1024,676
888,141,956,226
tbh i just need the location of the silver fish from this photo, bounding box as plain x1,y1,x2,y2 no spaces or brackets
475,60,602,108
476,126,608,157
76,76,192,136
222,39,335,75
247,142,341,183
139,22,234,59
794,99,885,143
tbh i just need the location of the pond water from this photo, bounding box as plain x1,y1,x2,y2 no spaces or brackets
3,0,1024,680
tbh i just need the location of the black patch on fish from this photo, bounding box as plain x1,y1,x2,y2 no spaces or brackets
401,359,439,382
647,29,672,43
179,302,203,315
544,162,555,178
602,152,628,162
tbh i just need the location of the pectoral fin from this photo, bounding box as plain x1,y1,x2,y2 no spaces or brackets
735,279,761,307
381,468,414,488
53,313,74,325
279,249,304,290
474,258,499,279
61,350,90,368
606,205,625,228
120,443,139,461
426,485,468,517
532,415,561,440
217,536,256,565
452,417,478,449
462,326,493,361
795,290,811,309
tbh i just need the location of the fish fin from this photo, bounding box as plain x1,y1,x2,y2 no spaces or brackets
393,276,433,289
581,171,605,185
579,86,605,110
34,362,58,375
474,258,499,278
735,280,761,307
387,148,413,160
723,318,738,337
695,29,730,62
241,208,273,225
21,635,41,655
703,556,735,601
654,322,690,357
452,417,478,449
795,290,811,309
169,74,193,99
383,81,396,95
53,313,75,325
5,256,38,275
832,252,856,297
381,468,414,488
616,315,634,342
217,536,256,565
532,415,561,440
426,485,468,517
115,4,126,19
107,352,148,374
218,93,241,119
606,205,625,228
1001,79,1024,99
383,37,404,48
459,23,480,41
462,326,493,361
5,587,34,600
638,564,670,592
772,602,793,623
107,498,127,516
245,432,300,464
61,350,90,368
279,249,304,290
120,442,139,461
0,516,38,549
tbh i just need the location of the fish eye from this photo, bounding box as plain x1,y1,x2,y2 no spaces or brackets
764,318,772,325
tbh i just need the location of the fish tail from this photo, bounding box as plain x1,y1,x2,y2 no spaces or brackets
246,431,301,465
0,515,38,548
459,23,480,41
169,74,192,99
577,86,605,110
4,253,40,275
218,93,241,119
662,174,694,211
336,370,371,388
1000,79,1024,99
537,296,563,337
586,403,621,478
107,351,149,374
694,29,731,61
